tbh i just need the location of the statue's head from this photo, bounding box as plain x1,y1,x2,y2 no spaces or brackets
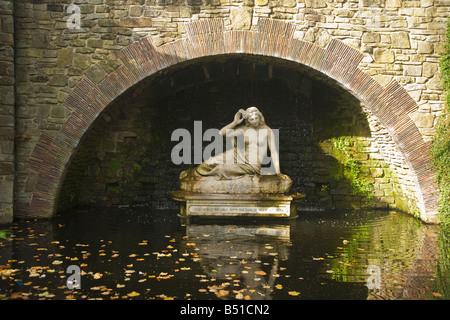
243,107,265,127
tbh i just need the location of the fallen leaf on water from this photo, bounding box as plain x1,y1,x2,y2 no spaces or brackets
116,284,125,288
127,291,140,297
255,270,266,275
52,260,63,265
93,272,103,279
275,284,283,289
432,292,442,297
288,291,300,296
186,243,196,246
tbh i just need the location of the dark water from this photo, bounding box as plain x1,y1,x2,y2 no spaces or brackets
1,208,449,300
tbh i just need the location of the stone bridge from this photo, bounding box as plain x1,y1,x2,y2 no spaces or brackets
0,0,448,224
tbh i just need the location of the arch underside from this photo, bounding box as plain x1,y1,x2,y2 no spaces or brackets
18,18,440,223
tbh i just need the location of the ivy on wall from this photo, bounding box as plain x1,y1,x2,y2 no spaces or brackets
431,20,450,225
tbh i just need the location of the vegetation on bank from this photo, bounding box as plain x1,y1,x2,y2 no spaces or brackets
431,20,450,225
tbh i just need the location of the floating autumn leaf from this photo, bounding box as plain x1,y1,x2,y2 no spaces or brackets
275,284,283,289
186,243,196,246
217,290,229,297
127,291,140,297
432,292,442,297
288,291,300,296
255,270,266,276
52,260,63,265
116,284,125,288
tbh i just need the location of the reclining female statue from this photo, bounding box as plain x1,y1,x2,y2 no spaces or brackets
180,107,289,185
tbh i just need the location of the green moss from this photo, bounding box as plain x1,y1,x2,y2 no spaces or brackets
431,19,450,225
110,160,122,174
327,137,374,203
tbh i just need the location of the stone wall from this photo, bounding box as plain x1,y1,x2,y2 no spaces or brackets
0,0,14,224
7,0,449,222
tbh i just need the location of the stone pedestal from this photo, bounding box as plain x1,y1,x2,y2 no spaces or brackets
171,191,305,219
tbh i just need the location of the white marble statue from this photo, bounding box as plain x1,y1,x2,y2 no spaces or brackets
180,107,287,182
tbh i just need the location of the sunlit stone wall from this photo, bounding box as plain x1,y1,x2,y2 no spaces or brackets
4,0,448,222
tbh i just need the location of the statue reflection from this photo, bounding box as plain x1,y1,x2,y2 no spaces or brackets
182,221,292,300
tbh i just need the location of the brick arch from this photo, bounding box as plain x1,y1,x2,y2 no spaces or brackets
19,18,439,223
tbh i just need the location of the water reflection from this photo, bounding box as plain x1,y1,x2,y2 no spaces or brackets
183,222,292,299
0,208,448,300
309,211,441,300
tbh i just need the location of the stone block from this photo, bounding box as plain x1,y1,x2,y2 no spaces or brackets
362,32,380,44
410,110,435,128
391,32,410,49
404,65,422,77
255,0,269,5
373,48,395,63
49,74,68,87
129,5,143,16
86,64,108,83
417,41,433,54
426,75,443,91
0,180,13,203
423,62,439,78
51,105,67,119
119,17,153,27
386,0,401,9
305,0,327,8
230,7,252,30
56,47,73,67
87,38,104,48
73,54,92,70
281,0,297,7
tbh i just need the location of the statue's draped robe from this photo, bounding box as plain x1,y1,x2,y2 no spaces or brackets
180,131,261,180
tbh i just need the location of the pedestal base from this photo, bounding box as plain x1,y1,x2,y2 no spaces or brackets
170,191,305,219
